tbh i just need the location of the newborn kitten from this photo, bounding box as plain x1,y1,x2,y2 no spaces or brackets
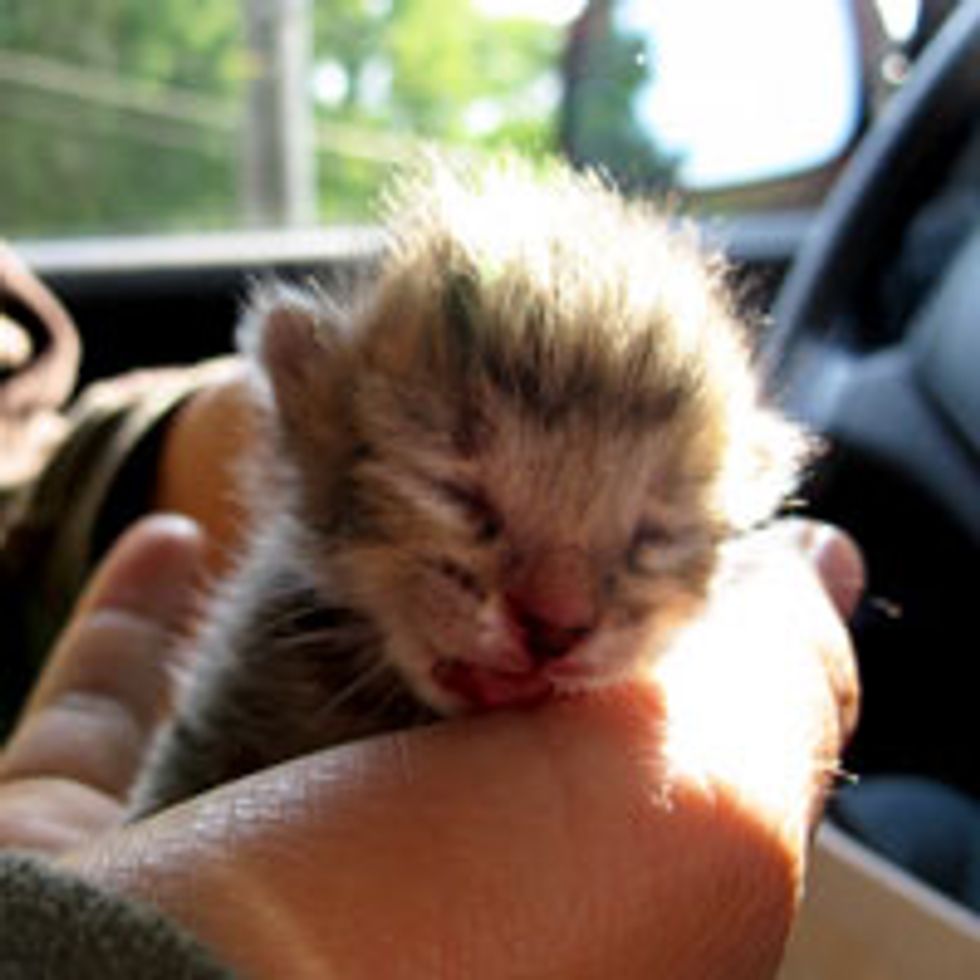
131,160,804,815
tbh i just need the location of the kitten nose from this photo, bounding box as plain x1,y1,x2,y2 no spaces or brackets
509,603,593,661
507,546,597,661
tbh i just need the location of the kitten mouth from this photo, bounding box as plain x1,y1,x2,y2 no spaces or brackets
432,660,554,710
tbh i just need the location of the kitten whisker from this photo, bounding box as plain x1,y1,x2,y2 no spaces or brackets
313,649,394,721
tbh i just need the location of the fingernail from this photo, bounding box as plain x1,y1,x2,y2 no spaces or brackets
793,521,865,619
135,512,204,543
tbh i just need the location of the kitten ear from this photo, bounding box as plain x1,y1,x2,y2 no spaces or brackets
238,283,351,453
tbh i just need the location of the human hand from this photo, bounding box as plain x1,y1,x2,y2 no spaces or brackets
153,370,257,579
56,518,861,980
0,514,204,853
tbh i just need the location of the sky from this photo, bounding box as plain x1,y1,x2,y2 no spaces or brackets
620,0,860,186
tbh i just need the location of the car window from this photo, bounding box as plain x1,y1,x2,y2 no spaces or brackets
0,1,888,241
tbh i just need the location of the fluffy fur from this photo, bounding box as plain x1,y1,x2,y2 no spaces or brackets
131,159,805,815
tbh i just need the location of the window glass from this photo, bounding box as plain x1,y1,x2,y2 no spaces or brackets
0,0,863,240
564,0,861,193
622,0,860,188
875,0,920,42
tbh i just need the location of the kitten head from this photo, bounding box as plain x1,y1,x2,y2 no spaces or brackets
244,160,805,713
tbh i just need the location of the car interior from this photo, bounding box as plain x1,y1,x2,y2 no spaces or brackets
770,0,980,808
2,0,979,974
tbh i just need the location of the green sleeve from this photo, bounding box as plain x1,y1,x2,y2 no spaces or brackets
0,357,240,733
0,852,235,979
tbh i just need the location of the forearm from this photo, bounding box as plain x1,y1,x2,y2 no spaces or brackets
65,683,829,980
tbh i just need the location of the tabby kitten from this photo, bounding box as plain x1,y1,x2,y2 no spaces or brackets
131,160,804,815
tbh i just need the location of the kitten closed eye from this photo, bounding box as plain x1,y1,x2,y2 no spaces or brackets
434,479,503,543
627,523,681,575
424,556,486,598
628,521,721,578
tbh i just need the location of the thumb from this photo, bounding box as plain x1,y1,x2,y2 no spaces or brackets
1,514,205,801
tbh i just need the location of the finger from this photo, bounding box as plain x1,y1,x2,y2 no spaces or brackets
779,519,864,740
72,512,207,625
786,519,865,620
0,515,205,800
720,519,863,742
653,519,862,843
0,778,122,853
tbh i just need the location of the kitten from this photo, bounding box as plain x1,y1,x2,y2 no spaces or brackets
130,159,805,815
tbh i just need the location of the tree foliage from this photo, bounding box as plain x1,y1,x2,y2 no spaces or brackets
0,0,671,237
0,0,242,236
560,0,676,194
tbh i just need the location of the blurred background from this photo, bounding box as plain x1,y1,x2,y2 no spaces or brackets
1,0,915,240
